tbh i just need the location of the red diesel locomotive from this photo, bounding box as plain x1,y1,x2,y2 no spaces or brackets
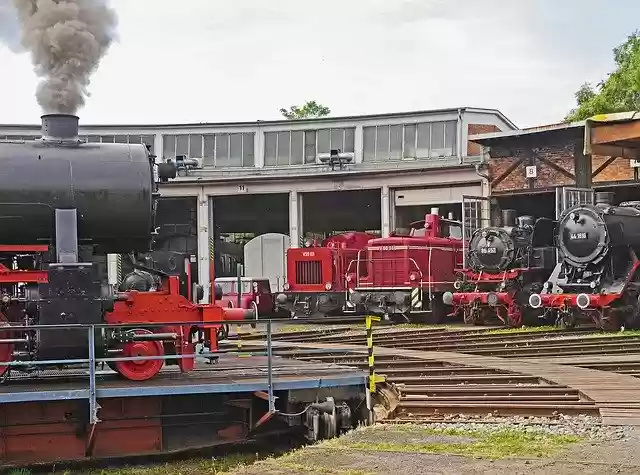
275,232,375,318
442,210,556,327
348,209,464,322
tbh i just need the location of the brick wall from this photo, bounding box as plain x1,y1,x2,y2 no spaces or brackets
489,141,576,193
592,155,635,182
468,124,500,156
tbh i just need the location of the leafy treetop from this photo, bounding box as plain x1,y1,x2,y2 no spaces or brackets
280,101,331,120
565,31,640,122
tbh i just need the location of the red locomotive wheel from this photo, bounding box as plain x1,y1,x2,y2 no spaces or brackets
115,329,164,381
0,314,13,378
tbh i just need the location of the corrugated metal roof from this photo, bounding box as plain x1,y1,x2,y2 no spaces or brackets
470,120,585,143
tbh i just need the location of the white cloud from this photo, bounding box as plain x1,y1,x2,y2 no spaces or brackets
0,0,637,127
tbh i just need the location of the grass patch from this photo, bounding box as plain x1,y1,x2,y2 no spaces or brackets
5,453,260,475
325,424,581,460
587,329,640,337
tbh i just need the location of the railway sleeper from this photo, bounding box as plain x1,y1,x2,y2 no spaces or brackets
396,402,600,417
396,385,579,396
401,394,583,403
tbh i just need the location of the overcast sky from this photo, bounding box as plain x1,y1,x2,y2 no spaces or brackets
0,0,638,128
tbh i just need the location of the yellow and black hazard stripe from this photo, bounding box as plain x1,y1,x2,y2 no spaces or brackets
411,287,422,310
366,315,385,393
116,254,123,285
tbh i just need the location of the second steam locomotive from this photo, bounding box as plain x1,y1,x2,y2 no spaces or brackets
530,192,640,330
443,209,556,327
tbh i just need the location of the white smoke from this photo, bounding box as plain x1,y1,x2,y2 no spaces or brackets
10,0,117,114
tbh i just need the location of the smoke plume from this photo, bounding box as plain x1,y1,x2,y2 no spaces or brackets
11,0,117,114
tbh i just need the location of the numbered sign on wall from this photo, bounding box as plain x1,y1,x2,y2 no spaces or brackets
525,165,537,178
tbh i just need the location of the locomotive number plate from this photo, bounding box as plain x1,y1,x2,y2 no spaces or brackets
480,247,497,254
569,232,587,240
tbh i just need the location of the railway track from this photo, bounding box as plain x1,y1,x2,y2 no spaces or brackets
226,324,640,422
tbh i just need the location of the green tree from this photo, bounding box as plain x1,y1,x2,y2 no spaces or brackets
279,100,331,119
565,31,640,122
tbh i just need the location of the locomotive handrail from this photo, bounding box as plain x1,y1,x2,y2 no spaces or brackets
0,320,284,427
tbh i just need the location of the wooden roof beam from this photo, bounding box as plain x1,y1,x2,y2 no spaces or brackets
591,120,640,145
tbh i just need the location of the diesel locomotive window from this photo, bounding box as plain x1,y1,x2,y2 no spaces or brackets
162,133,255,167
264,127,355,167
363,120,457,162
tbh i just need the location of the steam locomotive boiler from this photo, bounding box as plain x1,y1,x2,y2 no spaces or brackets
530,192,640,330
0,114,252,382
443,210,556,327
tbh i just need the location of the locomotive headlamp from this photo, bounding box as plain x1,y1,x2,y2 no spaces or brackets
442,292,454,306
409,273,417,281
589,281,597,289
283,282,290,291
576,293,590,309
325,282,332,290
346,274,352,283
487,292,499,307
529,293,542,309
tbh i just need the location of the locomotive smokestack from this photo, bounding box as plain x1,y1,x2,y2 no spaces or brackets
41,114,79,142
501,209,517,227
595,192,615,207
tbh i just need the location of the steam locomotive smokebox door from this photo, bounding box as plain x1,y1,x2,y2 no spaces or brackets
38,263,103,360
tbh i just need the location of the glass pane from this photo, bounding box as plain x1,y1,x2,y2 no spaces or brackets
203,134,214,166
363,126,376,162
264,132,277,166
128,135,142,144
416,123,430,158
229,133,243,166
216,134,229,167
445,121,457,155
114,135,127,144
404,124,416,158
141,135,154,153
101,135,115,143
317,129,330,154
290,131,304,165
176,135,189,156
304,131,316,163
389,125,402,160
376,125,389,160
189,134,203,158
242,133,254,167
88,135,100,143
162,135,175,158
277,131,290,166
344,128,355,153
330,128,343,151
431,121,445,150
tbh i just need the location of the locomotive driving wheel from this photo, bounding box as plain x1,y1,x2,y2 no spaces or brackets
0,313,13,382
115,329,165,381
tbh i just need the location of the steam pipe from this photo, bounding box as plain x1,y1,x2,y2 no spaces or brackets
131,332,177,341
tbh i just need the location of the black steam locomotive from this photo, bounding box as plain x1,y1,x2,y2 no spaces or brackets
0,114,246,382
530,192,640,329
444,209,556,327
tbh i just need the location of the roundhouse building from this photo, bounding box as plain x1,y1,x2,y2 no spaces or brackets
0,107,517,301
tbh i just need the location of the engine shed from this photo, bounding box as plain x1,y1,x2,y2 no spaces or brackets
471,111,640,220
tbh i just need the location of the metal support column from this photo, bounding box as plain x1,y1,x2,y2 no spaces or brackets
381,185,391,238
266,321,275,412
197,189,211,303
289,191,303,248
88,327,100,424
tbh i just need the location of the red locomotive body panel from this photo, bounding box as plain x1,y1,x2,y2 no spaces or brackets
277,232,375,318
350,213,463,321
